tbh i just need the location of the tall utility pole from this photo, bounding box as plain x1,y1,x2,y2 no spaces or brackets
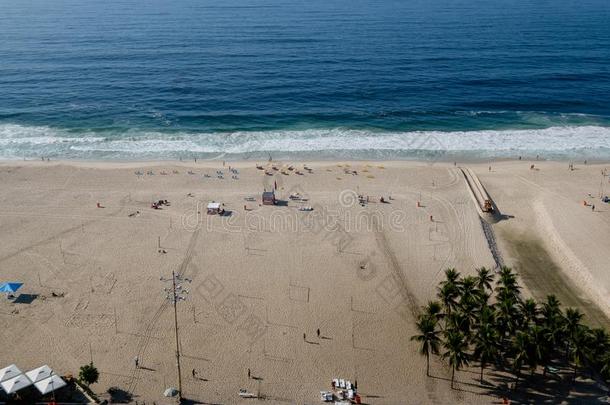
162,271,191,401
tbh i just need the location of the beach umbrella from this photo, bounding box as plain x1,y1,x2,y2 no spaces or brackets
34,375,66,395
163,387,178,397
26,365,53,383
0,374,32,394
0,364,22,382
0,282,23,293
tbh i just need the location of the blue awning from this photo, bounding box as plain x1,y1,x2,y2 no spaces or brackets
0,283,23,293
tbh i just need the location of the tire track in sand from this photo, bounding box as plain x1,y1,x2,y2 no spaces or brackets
372,216,420,318
126,226,201,395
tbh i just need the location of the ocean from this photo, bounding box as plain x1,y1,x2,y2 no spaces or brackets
1,0,610,160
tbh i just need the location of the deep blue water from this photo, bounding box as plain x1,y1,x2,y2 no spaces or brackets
1,0,610,159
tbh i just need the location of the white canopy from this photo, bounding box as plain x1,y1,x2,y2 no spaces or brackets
1,374,32,394
34,374,66,395
207,202,221,209
26,365,53,383
0,364,22,382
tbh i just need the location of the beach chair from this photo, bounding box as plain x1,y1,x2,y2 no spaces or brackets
545,365,559,374
320,391,333,402
238,389,257,398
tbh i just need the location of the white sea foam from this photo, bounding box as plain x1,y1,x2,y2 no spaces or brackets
1,123,609,160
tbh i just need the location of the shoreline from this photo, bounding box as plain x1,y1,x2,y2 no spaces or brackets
2,157,609,169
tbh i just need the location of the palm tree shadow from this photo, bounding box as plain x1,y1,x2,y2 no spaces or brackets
428,374,484,395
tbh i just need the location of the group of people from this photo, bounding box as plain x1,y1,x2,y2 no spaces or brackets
151,199,170,209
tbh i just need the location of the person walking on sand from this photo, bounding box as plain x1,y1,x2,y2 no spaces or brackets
317,328,320,338
248,368,251,379
192,369,196,378
592,204,595,212
134,356,139,368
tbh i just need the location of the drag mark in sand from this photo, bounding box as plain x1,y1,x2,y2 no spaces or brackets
0,205,126,266
480,218,504,269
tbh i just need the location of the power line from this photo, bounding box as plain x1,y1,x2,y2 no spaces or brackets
161,272,191,401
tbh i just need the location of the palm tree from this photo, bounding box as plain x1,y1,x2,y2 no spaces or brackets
496,267,521,304
438,282,460,317
541,295,564,361
519,298,539,327
563,308,584,357
459,276,478,310
78,362,99,387
442,268,461,286
569,325,592,381
442,330,469,389
589,328,610,369
411,315,441,377
494,296,518,352
511,331,531,389
498,266,517,286
526,324,547,375
423,300,444,323
476,267,494,293
473,314,499,384
601,351,610,380
447,311,472,340
542,295,562,320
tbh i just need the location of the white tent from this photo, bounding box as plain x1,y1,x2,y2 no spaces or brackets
207,202,221,215
34,374,66,395
0,364,22,382
1,374,32,394
26,364,53,383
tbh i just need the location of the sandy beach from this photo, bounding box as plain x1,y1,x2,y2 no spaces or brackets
0,159,609,404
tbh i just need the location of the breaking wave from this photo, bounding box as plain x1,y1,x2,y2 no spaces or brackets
1,123,609,161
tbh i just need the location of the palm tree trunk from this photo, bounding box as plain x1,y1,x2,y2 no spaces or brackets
426,354,430,377
573,365,577,381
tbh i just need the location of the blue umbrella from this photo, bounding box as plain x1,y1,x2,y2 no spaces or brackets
0,282,23,293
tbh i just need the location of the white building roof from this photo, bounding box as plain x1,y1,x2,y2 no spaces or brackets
34,374,66,395
26,365,53,383
0,364,22,383
1,374,32,394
